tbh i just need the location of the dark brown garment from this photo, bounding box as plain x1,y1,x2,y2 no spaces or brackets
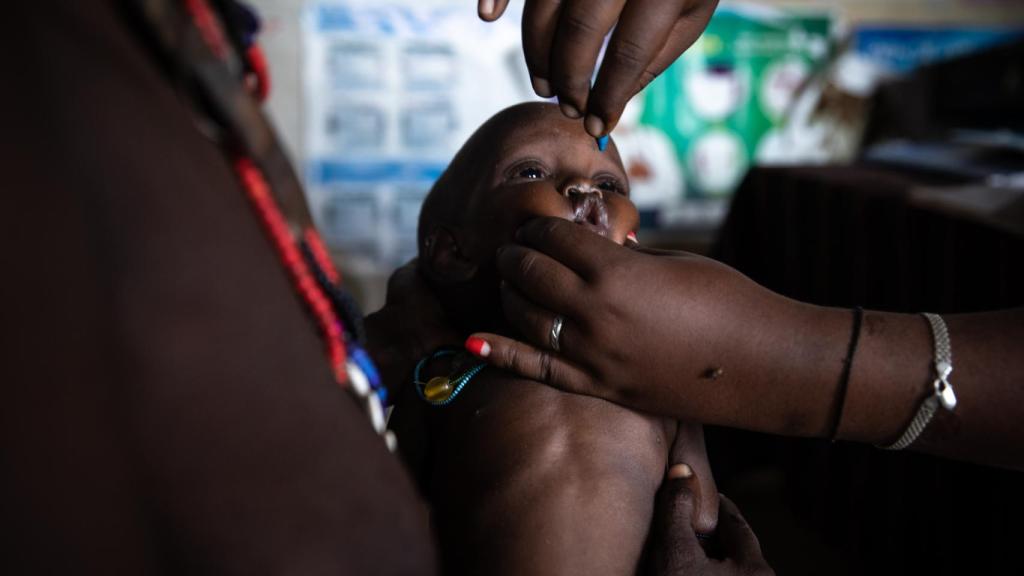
0,1,435,574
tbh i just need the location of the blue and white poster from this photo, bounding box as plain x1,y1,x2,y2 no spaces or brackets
303,1,535,270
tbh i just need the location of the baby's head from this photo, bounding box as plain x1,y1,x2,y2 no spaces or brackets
418,102,638,330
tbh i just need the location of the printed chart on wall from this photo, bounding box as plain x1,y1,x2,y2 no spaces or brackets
638,6,833,228
303,0,535,271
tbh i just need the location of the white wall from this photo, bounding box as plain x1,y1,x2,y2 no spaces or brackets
249,0,307,168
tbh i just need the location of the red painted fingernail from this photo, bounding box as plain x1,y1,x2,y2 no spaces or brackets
465,336,491,358
626,231,638,244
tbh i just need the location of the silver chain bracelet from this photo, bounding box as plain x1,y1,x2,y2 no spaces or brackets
879,313,957,451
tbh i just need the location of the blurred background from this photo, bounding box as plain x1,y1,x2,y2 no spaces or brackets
249,0,1024,311
245,0,1024,309
246,2,1024,574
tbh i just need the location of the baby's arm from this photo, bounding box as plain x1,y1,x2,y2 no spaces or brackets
422,370,673,576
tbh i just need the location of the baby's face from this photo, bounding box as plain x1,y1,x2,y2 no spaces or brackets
464,106,639,261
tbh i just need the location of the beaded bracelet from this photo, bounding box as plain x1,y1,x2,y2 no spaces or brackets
414,349,487,407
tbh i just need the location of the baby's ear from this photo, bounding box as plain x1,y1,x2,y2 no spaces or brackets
421,226,478,284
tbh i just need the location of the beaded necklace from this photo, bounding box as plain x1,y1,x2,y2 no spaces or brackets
136,0,393,449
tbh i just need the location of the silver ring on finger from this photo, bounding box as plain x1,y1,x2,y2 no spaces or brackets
550,315,565,352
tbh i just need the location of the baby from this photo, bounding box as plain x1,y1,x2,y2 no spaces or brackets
394,102,718,575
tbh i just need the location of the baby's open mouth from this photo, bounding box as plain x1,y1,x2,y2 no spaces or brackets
571,192,610,238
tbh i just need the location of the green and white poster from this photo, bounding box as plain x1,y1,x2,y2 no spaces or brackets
640,7,832,200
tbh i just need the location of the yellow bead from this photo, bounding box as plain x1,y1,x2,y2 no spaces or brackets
424,376,453,402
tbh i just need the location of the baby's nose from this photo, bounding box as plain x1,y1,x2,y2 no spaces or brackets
561,180,604,200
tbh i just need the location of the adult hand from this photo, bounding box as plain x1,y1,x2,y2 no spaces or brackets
466,218,848,436
365,260,462,398
366,261,463,477
478,0,720,137
650,482,774,576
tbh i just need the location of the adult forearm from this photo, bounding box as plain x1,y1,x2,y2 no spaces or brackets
807,307,1024,469
698,301,1024,470
665,294,851,439
473,219,1024,468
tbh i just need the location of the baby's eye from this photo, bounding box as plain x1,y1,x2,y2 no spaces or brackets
505,160,551,183
519,166,547,180
597,178,627,195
